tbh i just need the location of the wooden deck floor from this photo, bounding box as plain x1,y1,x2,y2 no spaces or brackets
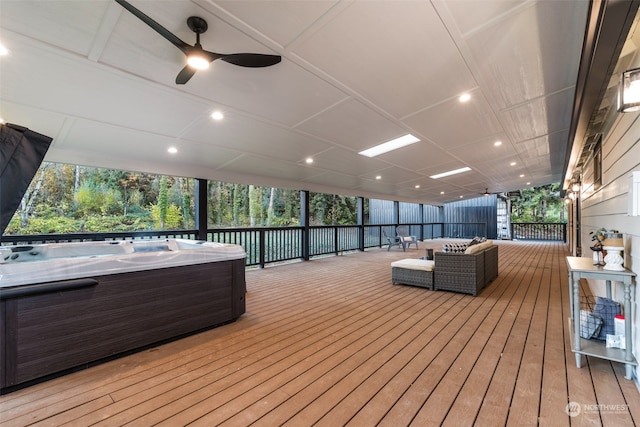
1,240,639,426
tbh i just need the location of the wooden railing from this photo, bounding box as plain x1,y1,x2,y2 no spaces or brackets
511,222,567,241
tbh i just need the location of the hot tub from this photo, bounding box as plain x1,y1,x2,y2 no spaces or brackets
0,239,246,392
0,238,246,287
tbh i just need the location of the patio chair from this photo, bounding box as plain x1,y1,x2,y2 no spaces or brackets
396,226,418,250
383,229,404,251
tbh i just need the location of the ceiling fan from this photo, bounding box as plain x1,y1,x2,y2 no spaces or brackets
114,0,281,85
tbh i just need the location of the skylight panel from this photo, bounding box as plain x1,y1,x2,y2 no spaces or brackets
358,134,420,157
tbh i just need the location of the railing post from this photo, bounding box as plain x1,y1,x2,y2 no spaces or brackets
259,228,266,269
301,190,310,261
357,197,365,252
195,179,208,241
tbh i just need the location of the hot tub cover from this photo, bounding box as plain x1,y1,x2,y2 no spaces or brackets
0,123,53,236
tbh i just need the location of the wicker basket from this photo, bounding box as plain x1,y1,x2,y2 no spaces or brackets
579,295,621,340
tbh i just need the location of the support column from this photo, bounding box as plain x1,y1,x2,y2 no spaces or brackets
301,190,310,261
357,197,364,251
195,179,208,241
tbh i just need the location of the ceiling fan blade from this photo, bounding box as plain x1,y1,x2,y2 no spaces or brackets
176,66,197,85
220,53,282,68
115,0,190,54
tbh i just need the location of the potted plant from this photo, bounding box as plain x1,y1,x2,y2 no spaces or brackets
589,227,611,251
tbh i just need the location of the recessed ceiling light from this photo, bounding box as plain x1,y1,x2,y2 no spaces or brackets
375,175,381,180
527,182,531,185
211,111,224,120
520,174,525,178
459,93,471,103
415,184,420,189
168,147,178,154
494,141,502,146
358,134,420,157
305,157,313,164
510,161,517,166
440,191,445,195
459,195,464,198
430,166,471,179
0,44,8,56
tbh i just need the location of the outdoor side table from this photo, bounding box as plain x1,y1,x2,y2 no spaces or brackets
566,256,636,379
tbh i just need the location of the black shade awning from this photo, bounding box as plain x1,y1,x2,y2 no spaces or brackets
0,123,53,236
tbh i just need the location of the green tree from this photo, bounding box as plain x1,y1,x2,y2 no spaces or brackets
158,176,168,229
511,183,565,223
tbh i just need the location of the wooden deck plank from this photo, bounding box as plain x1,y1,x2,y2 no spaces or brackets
221,292,462,427
437,244,539,426
0,240,637,427
473,245,548,426
165,290,452,426
89,266,419,426
506,242,552,426
538,242,571,426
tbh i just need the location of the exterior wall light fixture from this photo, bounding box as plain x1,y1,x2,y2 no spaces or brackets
617,68,640,112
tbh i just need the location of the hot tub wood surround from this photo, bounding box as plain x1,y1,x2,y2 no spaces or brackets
0,258,246,392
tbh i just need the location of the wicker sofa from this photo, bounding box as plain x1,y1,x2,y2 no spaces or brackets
433,241,498,296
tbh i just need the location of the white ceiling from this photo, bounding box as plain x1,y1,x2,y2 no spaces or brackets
0,0,589,205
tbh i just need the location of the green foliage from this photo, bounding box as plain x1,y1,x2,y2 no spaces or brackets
158,176,169,228
182,193,192,228
6,162,359,235
310,193,357,225
74,182,123,217
150,203,183,229
510,183,566,223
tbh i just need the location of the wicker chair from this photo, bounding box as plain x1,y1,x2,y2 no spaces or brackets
396,226,418,250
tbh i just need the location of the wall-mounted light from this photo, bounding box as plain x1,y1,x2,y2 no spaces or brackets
572,182,580,192
617,68,640,112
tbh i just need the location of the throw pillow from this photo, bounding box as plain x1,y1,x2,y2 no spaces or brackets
442,242,468,253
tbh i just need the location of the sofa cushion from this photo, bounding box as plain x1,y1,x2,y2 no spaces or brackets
464,240,493,254
391,258,435,271
464,243,484,255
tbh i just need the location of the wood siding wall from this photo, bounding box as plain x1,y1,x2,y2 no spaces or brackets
578,48,640,383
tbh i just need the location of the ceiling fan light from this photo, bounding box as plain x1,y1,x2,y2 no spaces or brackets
618,68,640,112
187,54,210,70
